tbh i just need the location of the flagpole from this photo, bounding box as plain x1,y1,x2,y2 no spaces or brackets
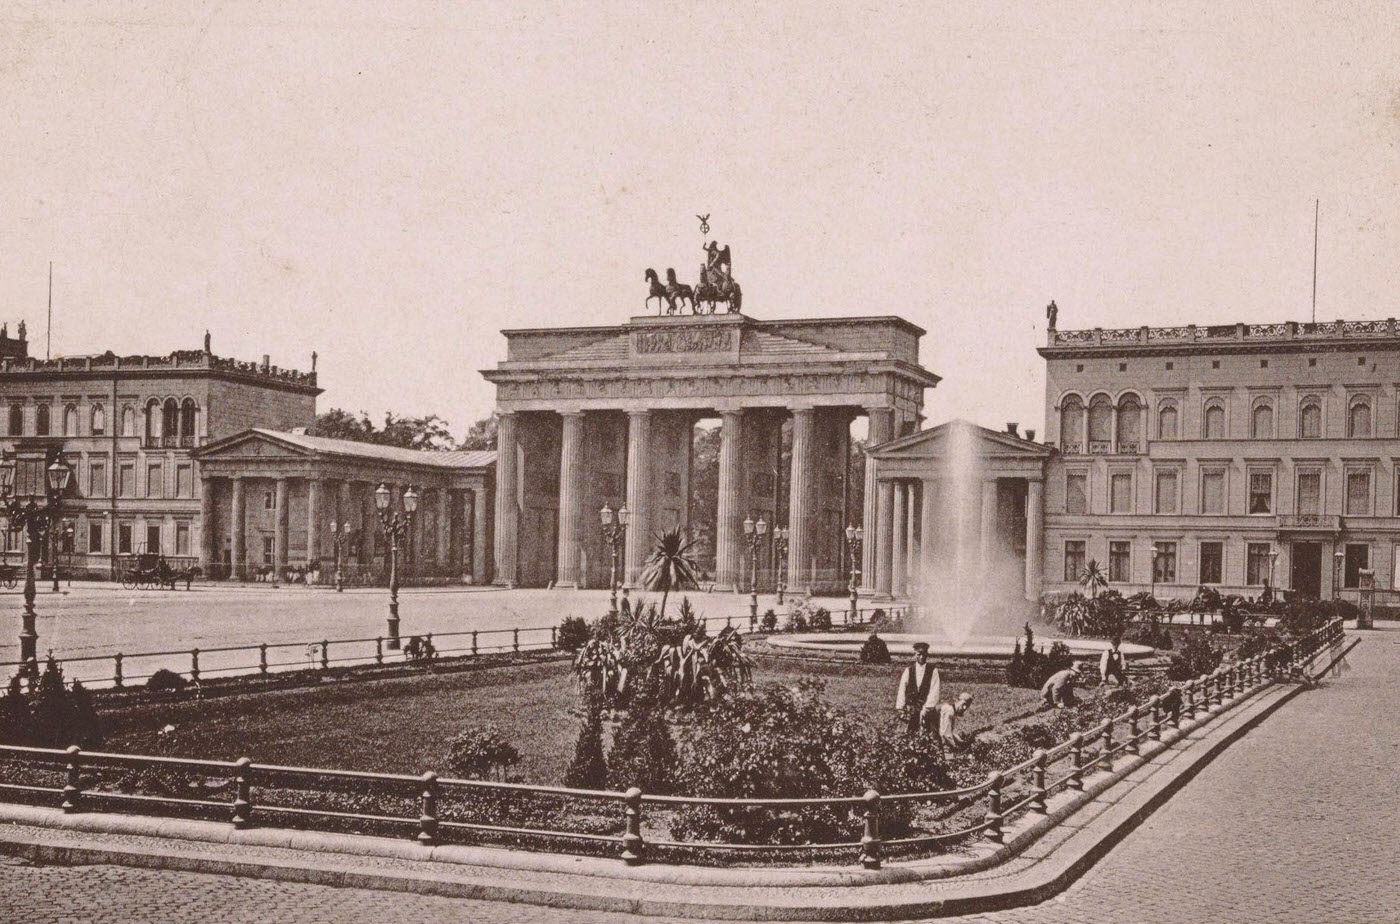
1311,200,1319,323
46,261,52,360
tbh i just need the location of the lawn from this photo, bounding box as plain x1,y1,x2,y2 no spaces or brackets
102,656,1045,785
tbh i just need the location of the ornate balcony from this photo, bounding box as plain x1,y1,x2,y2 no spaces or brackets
1088,440,1113,454
1115,441,1141,455
1061,441,1083,455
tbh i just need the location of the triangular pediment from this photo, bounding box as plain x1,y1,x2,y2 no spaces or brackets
869,419,1055,460
191,430,320,461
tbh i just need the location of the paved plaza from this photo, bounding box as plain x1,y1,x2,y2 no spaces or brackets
0,625,1392,922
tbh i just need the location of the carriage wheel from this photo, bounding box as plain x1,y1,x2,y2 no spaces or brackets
121,575,137,591
2,575,15,590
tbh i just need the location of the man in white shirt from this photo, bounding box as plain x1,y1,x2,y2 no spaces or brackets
1041,662,1084,708
1099,636,1128,686
895,641,942,735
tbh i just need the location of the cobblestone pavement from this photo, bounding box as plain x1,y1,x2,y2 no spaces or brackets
0,629,1393,923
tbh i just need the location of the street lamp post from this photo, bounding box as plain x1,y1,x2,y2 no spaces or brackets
1333,547,1346,601
773,526,790,606
1149,544,1160,604
0,456,72,681
743,514,767,627
374,483,419,650
330,520,355,593
845,525,864,625
600,503,629,616
1268,548,1279,595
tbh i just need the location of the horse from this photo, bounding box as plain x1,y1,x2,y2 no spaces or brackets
665,268,695,314
644,268,673,315
695,264,741,314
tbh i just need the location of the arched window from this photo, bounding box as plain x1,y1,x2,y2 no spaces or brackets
121,406,135,438
1203,400,1225,439
1115,393,1142,450
6,405,20,436
91,404,106,436
144,399,160,442
1087,394,1113,446
35,404,50,436
1157,402,1179,440
1348,398,1372,438
63,405,79,436
162,398,179,439
180,399,197,440
1251,401,1274,439
1059,395,1084,449
1299,399,1321,439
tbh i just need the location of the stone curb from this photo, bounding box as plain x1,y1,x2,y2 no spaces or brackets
0,636,1355,920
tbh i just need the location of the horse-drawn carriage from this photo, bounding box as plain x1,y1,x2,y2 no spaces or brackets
118,553,202,591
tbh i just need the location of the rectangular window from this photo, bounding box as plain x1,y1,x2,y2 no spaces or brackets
1199,541,1223,584
1344,543,1369,588
1108,540,1131,582
264,491,275,511
1065,473,1087,514
146,464,163,499
89,462,107,498
176,465,192,499
88,522,104,554
1110,473,1132,514
1154,471,1178,514
119,464,135,498
146,524,161,554
1346,471,1371,516
1201,470,1225,514
1063,540,1085,582
1153,541,1177,584
1297,471,1322,516
175,522,190,556
1248,472,1273,514
1246,542,1273,585
118,523,133,554
262,535,275,565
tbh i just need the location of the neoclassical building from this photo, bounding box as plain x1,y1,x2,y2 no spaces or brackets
482,312,940,593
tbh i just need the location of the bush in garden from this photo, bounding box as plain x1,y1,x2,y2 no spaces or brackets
868,608,903,633
145,668,187,693
1166,636,1222,682
66,680,103,749
606,684,675,794
669,680,951,844
30,657,76,749
0,675,34,746
446,724,521,781
760,609,778,632
858,633,890,664
809,607,833,632
556,616,591,653
1128,619,1173,651
563,694,609,790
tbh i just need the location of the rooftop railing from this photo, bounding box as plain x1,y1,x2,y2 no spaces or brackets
1048,319,1399,349
0,351,316,387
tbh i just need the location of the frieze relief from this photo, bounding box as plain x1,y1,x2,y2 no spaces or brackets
498,371,903,403
633,327,735,354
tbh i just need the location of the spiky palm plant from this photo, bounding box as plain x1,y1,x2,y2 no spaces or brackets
1079,559,1108,599
640,528,700,618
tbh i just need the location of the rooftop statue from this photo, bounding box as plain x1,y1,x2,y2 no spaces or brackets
1046,300,1058,330
641,217,743,316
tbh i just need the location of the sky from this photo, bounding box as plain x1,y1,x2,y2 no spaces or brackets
2,1,1398,439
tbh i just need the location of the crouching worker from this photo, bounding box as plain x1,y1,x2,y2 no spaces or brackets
1041,662,1084,709
934,692,974,750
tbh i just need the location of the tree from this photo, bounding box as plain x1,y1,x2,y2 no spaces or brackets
308,408,376,442
640,528,700,618
1079,559,1108,599
377,413,456,451
458,415,498,451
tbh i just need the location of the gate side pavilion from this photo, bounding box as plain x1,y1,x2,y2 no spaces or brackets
482,312,940,593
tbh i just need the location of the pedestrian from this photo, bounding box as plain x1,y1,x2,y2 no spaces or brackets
895,641,941,735
933,692,974,750
1099,635,1128,686
1041,662,1084,709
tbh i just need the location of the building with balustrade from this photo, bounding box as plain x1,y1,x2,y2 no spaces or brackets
1040,317,1400,600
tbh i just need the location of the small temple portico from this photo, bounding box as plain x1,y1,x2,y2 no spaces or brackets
865,421,1054,601
482,312,940,593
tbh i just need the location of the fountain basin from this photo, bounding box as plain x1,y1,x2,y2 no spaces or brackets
767,633,1155,661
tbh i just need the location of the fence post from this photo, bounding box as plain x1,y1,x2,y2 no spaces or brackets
859,789,883,869
1099,720,1114,771
984,772,1004,843
471,631,479,656
620,787,645,865
375,637,384,666
61,746,82,814
418,771,439,845
1068,733,1084,791
231,757,252,828
320,640,329,671
1126,705,1141,755
113,653,123,689
513,628,520,653
259,644,269,676
551,626,557,648
1030,749,1048,814
190,648,200,684
1149,695,1162,740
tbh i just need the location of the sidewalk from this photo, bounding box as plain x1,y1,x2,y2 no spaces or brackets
0,635,1354,921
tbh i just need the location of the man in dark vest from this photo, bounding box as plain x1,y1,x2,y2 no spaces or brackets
895,641,942,735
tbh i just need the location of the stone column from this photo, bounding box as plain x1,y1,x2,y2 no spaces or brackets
472,486,490,584
862,408,895,589
437,487,451,570
906,481,921,594
623,410,651,586
875,480,895,597
305,478,322,568
556,411,585,587
494,413,519,586
920,478,938,583
787,407,815,593
274,477,290,573
980,479,998,567
338,481,353,530
230,476,245,580
1025,477,1045,601
892,482,909,597
716,409,744,591
199,476,217,566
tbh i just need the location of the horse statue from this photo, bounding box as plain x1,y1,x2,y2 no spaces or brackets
644,268,673,315
665,268,695,314
695,263,742,314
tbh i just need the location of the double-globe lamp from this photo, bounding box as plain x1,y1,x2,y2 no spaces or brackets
374,482,419,650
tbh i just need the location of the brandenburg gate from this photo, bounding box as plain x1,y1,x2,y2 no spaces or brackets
482,311,940,593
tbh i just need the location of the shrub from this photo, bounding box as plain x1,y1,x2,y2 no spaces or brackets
785,609,809,632
1128,620,1173,651
606,686,675,793
31,657,75,749
760,609,778,632
1007,624,1072,689
868,608,903,633
0,675,34,746
556,616,591,652
563,695,609,790
858,633,891,664
446,725,521,781
809,607,833,632
67,680,103,749
1166,636,1222,682
145,668,187,693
